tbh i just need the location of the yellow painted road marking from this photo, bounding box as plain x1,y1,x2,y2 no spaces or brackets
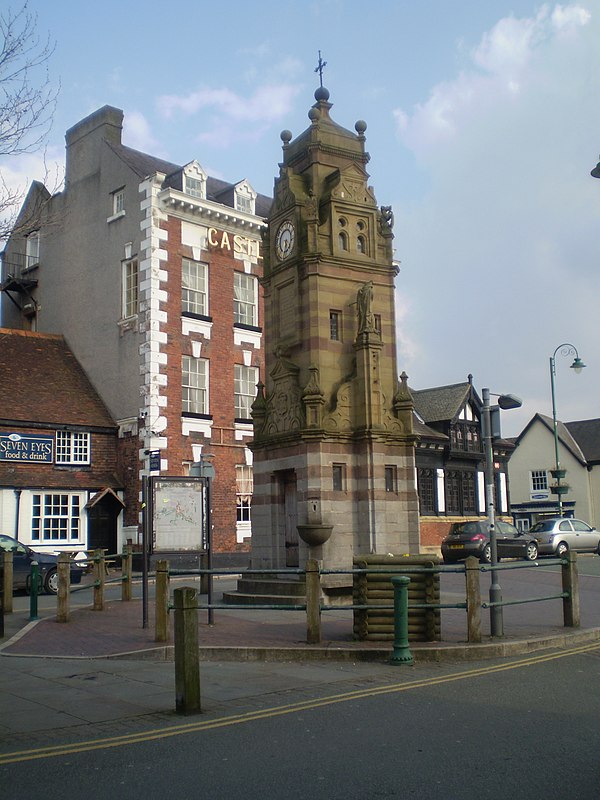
1,640,599,765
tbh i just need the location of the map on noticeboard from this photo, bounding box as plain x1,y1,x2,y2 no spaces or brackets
152,478,205,552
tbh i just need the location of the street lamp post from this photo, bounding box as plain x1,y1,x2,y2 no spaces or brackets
549,344,586,516
482,388,522,638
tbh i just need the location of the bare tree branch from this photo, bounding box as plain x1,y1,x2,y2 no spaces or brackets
0,2,60,243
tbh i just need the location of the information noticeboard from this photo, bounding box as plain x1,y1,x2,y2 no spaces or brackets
151,477,207,552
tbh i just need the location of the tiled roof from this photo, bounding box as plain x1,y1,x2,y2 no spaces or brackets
565,418,600,463
0,329,116,428
413,414,448,442
412,382,473,423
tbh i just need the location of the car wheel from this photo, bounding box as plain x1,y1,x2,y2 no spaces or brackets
44,568,59,595
555,541,568,559
480,544,492,564
525,542,538,561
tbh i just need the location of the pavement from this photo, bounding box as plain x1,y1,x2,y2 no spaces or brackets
1,572,600,745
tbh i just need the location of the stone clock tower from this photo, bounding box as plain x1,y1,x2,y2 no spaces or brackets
250,86,419,587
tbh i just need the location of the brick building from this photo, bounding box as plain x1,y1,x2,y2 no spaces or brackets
0,329,123,555
1,106,270,558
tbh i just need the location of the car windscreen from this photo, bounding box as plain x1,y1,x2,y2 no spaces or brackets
529,521,555,533
450,522,485,536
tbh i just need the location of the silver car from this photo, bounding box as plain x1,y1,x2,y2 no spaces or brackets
529,518,600,557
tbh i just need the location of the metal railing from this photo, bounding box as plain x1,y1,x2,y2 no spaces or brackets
12,549,580,648
161,553,580,645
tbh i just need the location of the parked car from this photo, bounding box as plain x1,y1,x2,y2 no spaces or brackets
0,534,84,594
441,520,539,564
529,518,600,557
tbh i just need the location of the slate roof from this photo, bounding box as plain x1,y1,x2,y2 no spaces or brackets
0,329,116,429
413,415,447,442
108,142,273,218
412,381,476,424
565,419,600,464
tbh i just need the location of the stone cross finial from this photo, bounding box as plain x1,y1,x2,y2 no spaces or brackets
314,50,327,88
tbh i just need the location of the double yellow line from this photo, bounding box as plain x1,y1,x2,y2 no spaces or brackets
2,641,599,765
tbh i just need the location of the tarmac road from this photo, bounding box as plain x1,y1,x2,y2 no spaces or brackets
1,640,599,800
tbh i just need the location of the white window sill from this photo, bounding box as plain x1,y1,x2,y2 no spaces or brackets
107,210,126,223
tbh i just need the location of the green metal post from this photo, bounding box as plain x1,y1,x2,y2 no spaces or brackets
29,561,39,621
3,551,13,614
550,354,563,515
390,575,414,665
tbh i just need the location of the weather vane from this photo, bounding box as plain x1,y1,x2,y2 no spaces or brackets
314,50,327,87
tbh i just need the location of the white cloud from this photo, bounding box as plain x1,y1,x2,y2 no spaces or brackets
158,83,299,123
122,110,162,154
394,4,592,157
157,82,301,148
391,4,600,434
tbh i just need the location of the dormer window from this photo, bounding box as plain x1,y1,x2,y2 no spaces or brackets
234,180,256,215
185,176,204,198
183,162,207,200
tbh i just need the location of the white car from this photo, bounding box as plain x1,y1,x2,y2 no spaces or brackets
529,518,600,557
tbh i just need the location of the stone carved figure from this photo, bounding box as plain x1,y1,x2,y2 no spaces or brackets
356,280,376,334
380,205,394,232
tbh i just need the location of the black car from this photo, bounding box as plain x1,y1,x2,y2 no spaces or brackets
0,534,84,594
441,521,539,564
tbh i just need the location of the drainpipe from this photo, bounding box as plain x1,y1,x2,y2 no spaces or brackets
14,488,22,540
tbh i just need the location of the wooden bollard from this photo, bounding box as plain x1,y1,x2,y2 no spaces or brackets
122,544,132,602
93,549,105,611
56,553,71,623
465,556,482,643
562,549,580,628
3,551,13,614
174,586,201,714
155,560,170,642
305,559,322,644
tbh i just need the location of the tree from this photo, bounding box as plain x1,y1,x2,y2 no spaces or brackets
0,2,59,243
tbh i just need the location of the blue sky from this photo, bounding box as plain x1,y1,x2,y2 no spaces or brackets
3,0,600,436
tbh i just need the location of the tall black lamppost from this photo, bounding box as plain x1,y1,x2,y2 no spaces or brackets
482,388,522,637
549,344,586,515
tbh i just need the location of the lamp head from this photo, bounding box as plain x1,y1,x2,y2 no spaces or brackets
570,357,586,374
497,393,522,410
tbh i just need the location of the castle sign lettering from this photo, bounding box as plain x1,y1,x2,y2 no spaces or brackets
0,433,54,463
207,228,261,259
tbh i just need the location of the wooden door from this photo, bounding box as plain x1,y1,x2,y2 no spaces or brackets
87,500,118,554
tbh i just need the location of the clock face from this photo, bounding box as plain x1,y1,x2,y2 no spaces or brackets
275,220,295,260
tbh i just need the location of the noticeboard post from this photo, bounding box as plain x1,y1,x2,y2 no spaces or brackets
151,477,209,553
141,475,211,629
